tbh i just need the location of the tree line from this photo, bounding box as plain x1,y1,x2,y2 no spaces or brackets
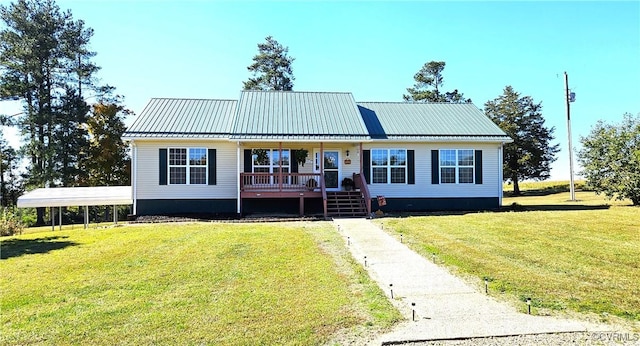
1,0,130,224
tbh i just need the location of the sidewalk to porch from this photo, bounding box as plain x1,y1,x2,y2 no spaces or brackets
332,218,610,345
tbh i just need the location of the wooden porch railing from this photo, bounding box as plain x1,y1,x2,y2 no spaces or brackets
240,173,322,192
321,172,327,218
354,172,372,215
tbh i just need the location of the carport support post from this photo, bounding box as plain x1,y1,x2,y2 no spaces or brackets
84,206,89,229
113,205,117,225
59,206,62,231
51,207,54,231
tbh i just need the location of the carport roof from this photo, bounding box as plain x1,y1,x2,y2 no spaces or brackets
17,186,133,208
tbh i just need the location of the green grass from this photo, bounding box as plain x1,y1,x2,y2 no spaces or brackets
376,188,639,325
503,180,588,197
1,222,400,345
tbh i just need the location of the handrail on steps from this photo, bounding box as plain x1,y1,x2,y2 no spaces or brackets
353,172,372,216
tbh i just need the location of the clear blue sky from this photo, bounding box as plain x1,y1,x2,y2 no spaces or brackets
2,0,639,180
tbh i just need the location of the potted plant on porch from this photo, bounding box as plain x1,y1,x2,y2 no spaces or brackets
341,177,355,191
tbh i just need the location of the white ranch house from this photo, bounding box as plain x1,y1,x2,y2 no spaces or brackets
123,91,512,218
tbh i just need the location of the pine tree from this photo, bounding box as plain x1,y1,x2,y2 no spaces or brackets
403,61,471,103
1,0,102,223
484,86,560,195
243,36,295,91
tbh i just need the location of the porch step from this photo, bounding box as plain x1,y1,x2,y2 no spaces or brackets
326,191,368,217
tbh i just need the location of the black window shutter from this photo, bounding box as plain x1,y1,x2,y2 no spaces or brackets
431,150,439,184
208,149,217,185
291,150,298,173
243,149,252,173
407,150,415,184
475,150,483,184
363,150,371,184
159,148,167,185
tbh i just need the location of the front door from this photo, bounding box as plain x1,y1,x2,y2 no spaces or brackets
314,149,340,190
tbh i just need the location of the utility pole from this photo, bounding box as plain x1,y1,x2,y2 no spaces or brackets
564,72,576,201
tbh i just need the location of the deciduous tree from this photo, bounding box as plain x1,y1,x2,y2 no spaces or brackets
0,132,21,206
578,113,640,205
484,86,559,195
81,98,131,186
403,61,470,103
243,36,295,91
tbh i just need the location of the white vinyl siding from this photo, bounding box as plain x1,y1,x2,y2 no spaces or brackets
135,140,237,199
364,142,502,199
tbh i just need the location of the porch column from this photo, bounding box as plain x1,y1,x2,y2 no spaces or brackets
320,142,324,180
320,142,327,218
299,196,304,216
359,142,363,173
236,142,241,214
59,206,62,231
278,141,283,192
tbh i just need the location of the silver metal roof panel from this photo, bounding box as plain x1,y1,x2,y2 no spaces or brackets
125,98,236,138
231,91,370,140
357,102,511,141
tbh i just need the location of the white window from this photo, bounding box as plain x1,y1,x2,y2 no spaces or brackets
440,149,474,184
252,149,290,184
371,149,407,184
169,148,207,185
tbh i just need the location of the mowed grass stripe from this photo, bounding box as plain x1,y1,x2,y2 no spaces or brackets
377,196,639,322
1,222,399,345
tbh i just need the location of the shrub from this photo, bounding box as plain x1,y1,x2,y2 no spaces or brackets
1,207,24,236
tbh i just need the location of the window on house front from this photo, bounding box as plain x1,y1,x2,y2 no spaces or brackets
252,149,290,184
440,149,474,184
169,148,207,185
371,149,407,184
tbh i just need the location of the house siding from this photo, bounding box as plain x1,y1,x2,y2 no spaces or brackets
134,140,238,201
132,140,503,215
363,142,502,200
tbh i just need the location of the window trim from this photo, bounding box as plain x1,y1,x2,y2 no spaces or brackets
370,148,408,185
251,148,291,184
251,148,291,173
439,149,475,184
168,147,208,185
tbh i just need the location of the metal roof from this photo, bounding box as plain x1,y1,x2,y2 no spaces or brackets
17,186,132,208
124,94,511,143
357,102,512,141
231,91,370,140
124,98,236,139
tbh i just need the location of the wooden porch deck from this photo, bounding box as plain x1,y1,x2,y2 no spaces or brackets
240,172,371,218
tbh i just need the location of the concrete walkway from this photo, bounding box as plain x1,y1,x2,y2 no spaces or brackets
333,218,607,345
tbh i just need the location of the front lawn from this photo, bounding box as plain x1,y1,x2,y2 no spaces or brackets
376,191,639,325
1,222,400,345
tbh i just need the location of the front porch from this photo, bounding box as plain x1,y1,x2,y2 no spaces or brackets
239,172,371,218
238,142,372,217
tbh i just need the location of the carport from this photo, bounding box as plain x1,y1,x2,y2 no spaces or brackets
17,186,133,230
